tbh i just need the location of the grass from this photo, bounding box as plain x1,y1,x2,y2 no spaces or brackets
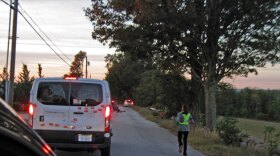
235,118,280,140
132,106,270,156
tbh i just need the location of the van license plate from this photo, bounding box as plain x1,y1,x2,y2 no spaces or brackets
78,134,92,142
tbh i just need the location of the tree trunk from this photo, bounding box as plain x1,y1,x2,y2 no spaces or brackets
190,69,204,123
204,80,217,131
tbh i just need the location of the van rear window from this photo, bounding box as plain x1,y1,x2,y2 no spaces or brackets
70,83,103,106
37,82,103,106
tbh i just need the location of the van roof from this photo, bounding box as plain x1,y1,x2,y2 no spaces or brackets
36,77,106,81
34,77,107,83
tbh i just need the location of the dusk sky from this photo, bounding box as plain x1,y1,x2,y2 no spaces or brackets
0,0,279,89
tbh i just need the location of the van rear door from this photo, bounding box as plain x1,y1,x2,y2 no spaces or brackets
68,81,105,143
33,81,70,143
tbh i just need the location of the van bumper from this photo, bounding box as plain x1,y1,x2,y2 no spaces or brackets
35,130,111,150
48,137,111,150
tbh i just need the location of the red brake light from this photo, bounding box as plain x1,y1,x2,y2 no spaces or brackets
29,104,34,116
105,105,111,132
105,106,111,118
64,76,77,80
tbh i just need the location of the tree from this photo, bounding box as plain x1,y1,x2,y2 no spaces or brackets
68,51,87,77
0,68,6,99
37,63,43,78
14,64,34,104
135,70,191,117
85,0,280,130
105,52,145,101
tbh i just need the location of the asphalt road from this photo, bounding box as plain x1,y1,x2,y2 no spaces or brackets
44,106,204,156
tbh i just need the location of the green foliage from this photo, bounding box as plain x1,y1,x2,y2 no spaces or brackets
217,87,280,122
264,126,280,156
134,70,190,117
216,117,243,146
105,53,145,101
134,70,160,107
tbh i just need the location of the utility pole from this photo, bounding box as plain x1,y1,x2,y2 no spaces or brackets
85,56,88,78
8,0,19,106
5,0,13,102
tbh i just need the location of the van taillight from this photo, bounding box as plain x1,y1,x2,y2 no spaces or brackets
28,104,34,127
29,104,34,116
105,106,111,118
105,106,111,132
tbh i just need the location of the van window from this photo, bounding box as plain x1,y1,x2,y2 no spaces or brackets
70,83,103,106
37,82,103,106
37,82,69,105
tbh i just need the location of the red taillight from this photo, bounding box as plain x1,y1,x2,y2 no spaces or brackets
28,104,34,127
105,106,111,132
29,104,34,116
105,106,111,118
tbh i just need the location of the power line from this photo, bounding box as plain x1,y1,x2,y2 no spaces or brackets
0,0,9,6
1,0,71,66
18,3,72,63
18,11,71,66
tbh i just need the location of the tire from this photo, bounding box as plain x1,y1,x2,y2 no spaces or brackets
100,146,110,156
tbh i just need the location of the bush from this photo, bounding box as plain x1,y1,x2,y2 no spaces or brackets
159,111,167,119
152,111,159,116
264,126,280,156
216,117,242,146
256,113,269,120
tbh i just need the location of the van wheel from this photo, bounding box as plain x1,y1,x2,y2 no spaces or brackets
100,146,110,156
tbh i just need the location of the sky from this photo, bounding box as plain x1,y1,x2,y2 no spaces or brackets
0,0,280,89
0,0,115,79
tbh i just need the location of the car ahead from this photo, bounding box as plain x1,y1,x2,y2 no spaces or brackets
0,98,56,156
28,77,112,156
123,99,134,107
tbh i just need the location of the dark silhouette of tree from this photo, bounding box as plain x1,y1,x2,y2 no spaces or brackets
68,51,87,77
0,68,6,99
37,63,43,78
105,53,145,101
14,64,34,105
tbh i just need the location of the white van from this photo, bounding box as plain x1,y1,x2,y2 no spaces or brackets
28,77,112,156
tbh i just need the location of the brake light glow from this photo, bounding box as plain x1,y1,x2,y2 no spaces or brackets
105,105,111,132
105,106,111,118
29,104,34,116
64,76,77,80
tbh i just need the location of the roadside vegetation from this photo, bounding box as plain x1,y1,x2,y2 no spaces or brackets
132,106,271,156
